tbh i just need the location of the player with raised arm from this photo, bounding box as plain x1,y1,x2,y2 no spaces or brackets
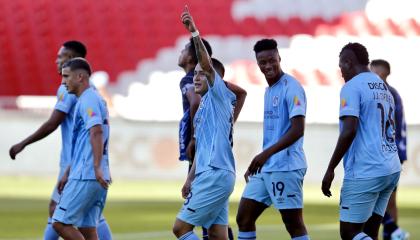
178,32,246,240
235,38,310,240
321,43,401,240
172,6,237,240
370,59,409,240
9,41,112,240
52,58,111,240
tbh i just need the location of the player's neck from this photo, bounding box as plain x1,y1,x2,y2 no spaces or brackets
266,70,284,87
75,84,90,97
184,64,195,74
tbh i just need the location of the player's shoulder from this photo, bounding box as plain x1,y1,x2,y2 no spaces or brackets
180,72,194,85
283,73,304,90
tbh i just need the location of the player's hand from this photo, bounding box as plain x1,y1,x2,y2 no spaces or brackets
186,139,195,160
95,168,109,190
9,143,25,160
181,179,192,199
181,5,197,33
57,173,68,194
321,169,334,197
247,151,269,176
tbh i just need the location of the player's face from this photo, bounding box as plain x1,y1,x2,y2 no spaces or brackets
256,49,281,81
62,67,77,94
339,51,353,82
56,47,73,74
370,65,387,81
193,64,209,96
178,43,192,68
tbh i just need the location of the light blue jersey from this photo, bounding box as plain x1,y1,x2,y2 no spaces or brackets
54,84,77,169
70,87,110,181
262,73,307,172
193,72,236,174
339,72,401,179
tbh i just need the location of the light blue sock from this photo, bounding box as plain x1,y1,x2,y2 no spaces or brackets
353,232,373,240
292,235,310,240
238,231,256,240
43,217,59,240
97,218,113,240
179,231,200,240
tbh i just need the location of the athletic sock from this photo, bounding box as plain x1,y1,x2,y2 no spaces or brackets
382,212,398,240
43,217,59,240
238,231,256,240
292,235,311,240
353,232,373,240
228,226,234,240
97,218,113,240
202,227,208,240
179,231,200,240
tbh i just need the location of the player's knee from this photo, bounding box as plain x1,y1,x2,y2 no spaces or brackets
172,220,189,237
208,230,227,240
52,222,63,233
236,213,254,230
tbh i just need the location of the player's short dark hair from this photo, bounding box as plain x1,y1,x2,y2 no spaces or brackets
211,58,225,78
340,42,369,66
63,40,87,58
371,59,391,73
62,58,92,76
189,37,213,64
253,39,278,54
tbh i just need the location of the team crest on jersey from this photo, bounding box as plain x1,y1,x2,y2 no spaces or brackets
87,108,96,117
341,98,347,108
59,93,64,102
272,96,279,107
294,96,301,106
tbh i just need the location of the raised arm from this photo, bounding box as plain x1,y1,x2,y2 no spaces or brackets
181,6,215,85
9,110,66,160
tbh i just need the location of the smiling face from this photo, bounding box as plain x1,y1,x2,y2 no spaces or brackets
256,49,281,83
193,64,209,96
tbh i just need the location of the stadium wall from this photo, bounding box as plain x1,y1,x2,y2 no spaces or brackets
1,112,419,186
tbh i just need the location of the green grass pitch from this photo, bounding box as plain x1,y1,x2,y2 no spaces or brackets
0,177,419,239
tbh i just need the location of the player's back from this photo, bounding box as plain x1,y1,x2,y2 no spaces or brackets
340,72,401,179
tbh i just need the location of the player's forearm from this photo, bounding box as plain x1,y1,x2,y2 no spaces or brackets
191,36,212,78
90,126,104,168
189,101,200,139
187,158,196,181
264,123,304,157
21,121,60,146
327,129,356,171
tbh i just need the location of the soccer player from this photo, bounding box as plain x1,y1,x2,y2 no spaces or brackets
52,58,110,240
236,38,310,240
173,6,237,240
178,39,246,240
8,41,112,240
321,43,401,240
370,59,409,240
